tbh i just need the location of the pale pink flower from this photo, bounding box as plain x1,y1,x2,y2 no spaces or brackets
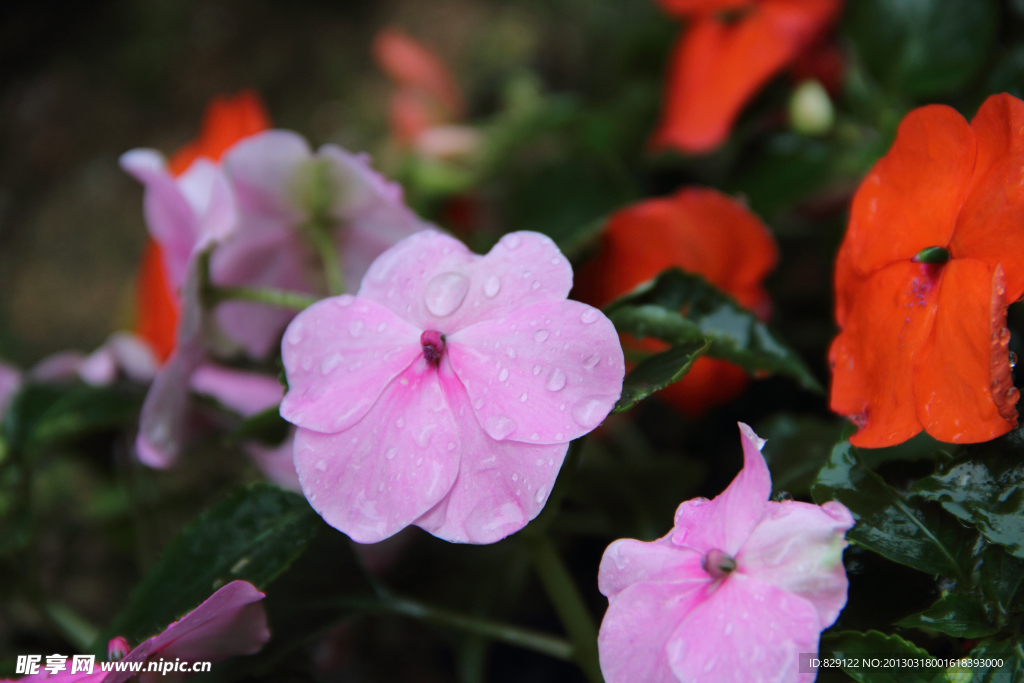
5,580,269,683
597,423,854,683
0,360,22,416
280,230,625,544
25,334,158,388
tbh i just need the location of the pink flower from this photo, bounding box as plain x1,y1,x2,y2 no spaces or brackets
280,230,625,544
597,423,854,683
5,580,269,682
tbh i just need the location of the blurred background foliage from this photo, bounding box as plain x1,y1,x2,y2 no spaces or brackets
3,0,1024,681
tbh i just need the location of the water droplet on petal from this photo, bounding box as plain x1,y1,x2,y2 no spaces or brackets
378,482,385,492
580,308,599,324
349,320,365,337
315,460,327,471
498,368,509,382
546,368,567,392
377,322,387,332
414,423,437,448
396,417,405,428
583,353,600,370
507,347,516,359
474,397,485,409
503,234,522,249
484,276,501,298
535,487,547,504
287,321,304,345
534,330,549,342
385,447,397,460
572,397,606,428
519,392,528,402
336,294,354,307
320,353,343,375
425,272,470,317
512,473,519,481
485,415,517,439
533,364,542,375
531,281,540,290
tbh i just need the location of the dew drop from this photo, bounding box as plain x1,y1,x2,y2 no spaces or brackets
385,447,397,460
484,276,501,298
503,233,522,249
315,460,327,472
396,417,405,428
378,482,385,492
286,322,304,345
414,423,437,448
534,330,549,342
535,487,547,504
531,281,540,290
474,397,485,409
507,347,517,359
572,398,606,428
377,322,387,332
485,415,517,439
424,271,470,317
583,353,601,370
519,392,528,402
498,368,509,382
416,457,423,466
447,441,456,451
320,353,343,375
349,320,365,337
545,368,567,392
336,294,355,307
531,433,539,440
533,364,542,375
580,308,599,324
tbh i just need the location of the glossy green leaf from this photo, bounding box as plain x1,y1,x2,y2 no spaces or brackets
911,438,1024,559
811,441,980,579
969,638,1024,683
729,133,832,218
980,544,1024,615
757,414,846,496
102,484,319,649
612,339,710,413
845,0,997,97
897,592,1000,638
604,269,823,393
822,630,940,683
29,385,142,448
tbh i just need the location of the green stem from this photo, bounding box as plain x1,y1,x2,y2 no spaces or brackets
526,534,604,683
315,595,572,661
46,602,99,652
304,218,345,296
209,285,320,311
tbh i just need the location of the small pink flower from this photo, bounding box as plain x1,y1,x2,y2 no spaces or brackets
280,230,625,544
5,581,269,683
597,423,854,683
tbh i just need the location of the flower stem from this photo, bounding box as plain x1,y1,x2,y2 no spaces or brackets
316,594,573,661
304,216,345,296
526,533,605,683
209,285,320,311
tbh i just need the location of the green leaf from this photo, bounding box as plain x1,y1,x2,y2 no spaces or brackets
897,592,1000,638
103,484,319,649
604,268,823,393
811,441,979,579
845,0,998,97
612,339,710,413
969,637,1024,683
729,134,833,218
2,384,66,453
29,386,142,448
757,414,846,496
229,406,290,446
980,544,1024,615
911,436,1024,559
821,630,940,683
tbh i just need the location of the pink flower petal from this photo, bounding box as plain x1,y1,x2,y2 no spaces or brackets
671,422,771,556
448,298,624,444
136,342,204,469
598,537,706,599
175,158,237,246
0,361,21,416
666,574,820,683
358,231,572,333
190,365,284,417
598,581,707,683
221,130,310,224
293,357,461,543
120,149,198,288
738,499,854,628
280,295,422,434
247,431,301,492
413,359,569,543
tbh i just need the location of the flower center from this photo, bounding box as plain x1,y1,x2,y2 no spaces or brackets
421,330,446,365
912,246,950,265
703,549,737,580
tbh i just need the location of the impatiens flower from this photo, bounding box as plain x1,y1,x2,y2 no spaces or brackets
373,27,465,146
652,0,842,154
597,423,853,683
190,365,300,491
280,230,625,544
4,580,269,682
831,93,1024,447
578,187,778,414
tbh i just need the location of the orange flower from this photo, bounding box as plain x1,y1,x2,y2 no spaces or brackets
134,91,271,362
830,94,1024,448
579,188,778,414
373,27,464,145
652,0,841,154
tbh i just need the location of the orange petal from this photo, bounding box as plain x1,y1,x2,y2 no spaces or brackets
651,0,840,154
949,94,1024,301
830,261,940,448
373,27,463,118
577,187,778,314
842,105,975,279
135,239,179,363
657,0,754,15
914,258,1017,443
658,356,750,415
168,90,271,176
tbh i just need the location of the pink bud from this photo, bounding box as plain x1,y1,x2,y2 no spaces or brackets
108,636,130,661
